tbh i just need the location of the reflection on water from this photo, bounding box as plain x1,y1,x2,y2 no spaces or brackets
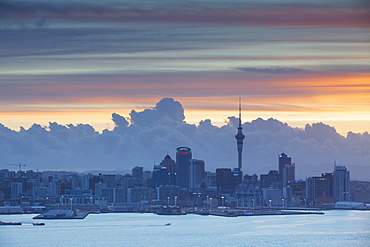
1,210,369,247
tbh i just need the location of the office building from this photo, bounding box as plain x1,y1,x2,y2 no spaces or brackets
189,159,205,190
101,188,127,203
132,166,143,186
278,153,291,177
152,155,176,187
176,147,192,189
10,182,23,199
322,172,333,197
260,170,280,189
282,163,295,187
333,164,350,201
216,168,238,194
306,176,331,202
127,187,154,203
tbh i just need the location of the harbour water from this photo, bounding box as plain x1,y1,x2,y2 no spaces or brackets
1,210,369,246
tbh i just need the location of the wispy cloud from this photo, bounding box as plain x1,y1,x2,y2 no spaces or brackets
2,1,369,28
236,66,310,74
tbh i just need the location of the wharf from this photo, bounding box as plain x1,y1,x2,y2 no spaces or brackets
33,210,89,219
250,210,324,216
197,209,324,217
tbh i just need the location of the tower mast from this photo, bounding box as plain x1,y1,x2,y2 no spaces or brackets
235,98,245,183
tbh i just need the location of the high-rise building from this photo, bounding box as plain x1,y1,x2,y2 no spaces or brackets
94,182,107,196
152,155,176,187
216,168,238,194
278,153,291,177
234,99,245,183
289,180,305,197
204,172,217,188
282,163,295,187
176,147,192,189
189,159,205,190
333,163,350,201
80,174,90,190
161,154,176,185
142,170,152,188
322,172,333,197
0,169,15,183
132,166,143,179
132,166,143,186
122,174,134,189
306,176,331,202
260,170,280,188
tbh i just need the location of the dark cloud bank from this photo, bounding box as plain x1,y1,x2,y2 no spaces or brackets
1,98,369,180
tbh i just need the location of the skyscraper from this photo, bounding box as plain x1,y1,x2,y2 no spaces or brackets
189,159,205,191
234,98,245,183
282,163,295,187
132,166,143,186
333,163,350,201
278,153,291,177
176,147,192,189
322,172,334,197
216,168,238,194
152,155,176,187
306,176,331,203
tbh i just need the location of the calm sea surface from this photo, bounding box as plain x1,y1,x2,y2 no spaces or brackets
1,210,369,247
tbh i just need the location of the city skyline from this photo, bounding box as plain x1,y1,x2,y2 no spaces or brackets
1,2,369,246
1,0,370,135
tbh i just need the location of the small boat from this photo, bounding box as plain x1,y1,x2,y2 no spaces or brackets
33,222,45,226
164,223,171,226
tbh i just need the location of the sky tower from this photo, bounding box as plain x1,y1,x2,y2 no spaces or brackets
235,98,245,183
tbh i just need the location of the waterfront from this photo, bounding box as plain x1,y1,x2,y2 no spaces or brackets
1,210,369,247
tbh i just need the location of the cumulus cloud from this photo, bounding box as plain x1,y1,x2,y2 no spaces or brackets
0,98,369,180
129,97,185,127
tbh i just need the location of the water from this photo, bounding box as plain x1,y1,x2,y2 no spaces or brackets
1,210,369,247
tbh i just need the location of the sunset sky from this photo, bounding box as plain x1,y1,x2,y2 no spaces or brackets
1,0,370,135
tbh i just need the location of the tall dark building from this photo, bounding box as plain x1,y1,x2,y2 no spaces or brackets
234,98,245,183
322,172,333,197
152,155,176,187
278,153,291,177
132,166,143,186
260,170,280,189
216,168,238,194
189,159,205,191
176,147,192,189
306,176,331,202
161,154,176,185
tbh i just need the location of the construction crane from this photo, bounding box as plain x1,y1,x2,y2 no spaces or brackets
4,163,26,171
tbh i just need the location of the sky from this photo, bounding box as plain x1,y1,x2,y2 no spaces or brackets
0,1,369,179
